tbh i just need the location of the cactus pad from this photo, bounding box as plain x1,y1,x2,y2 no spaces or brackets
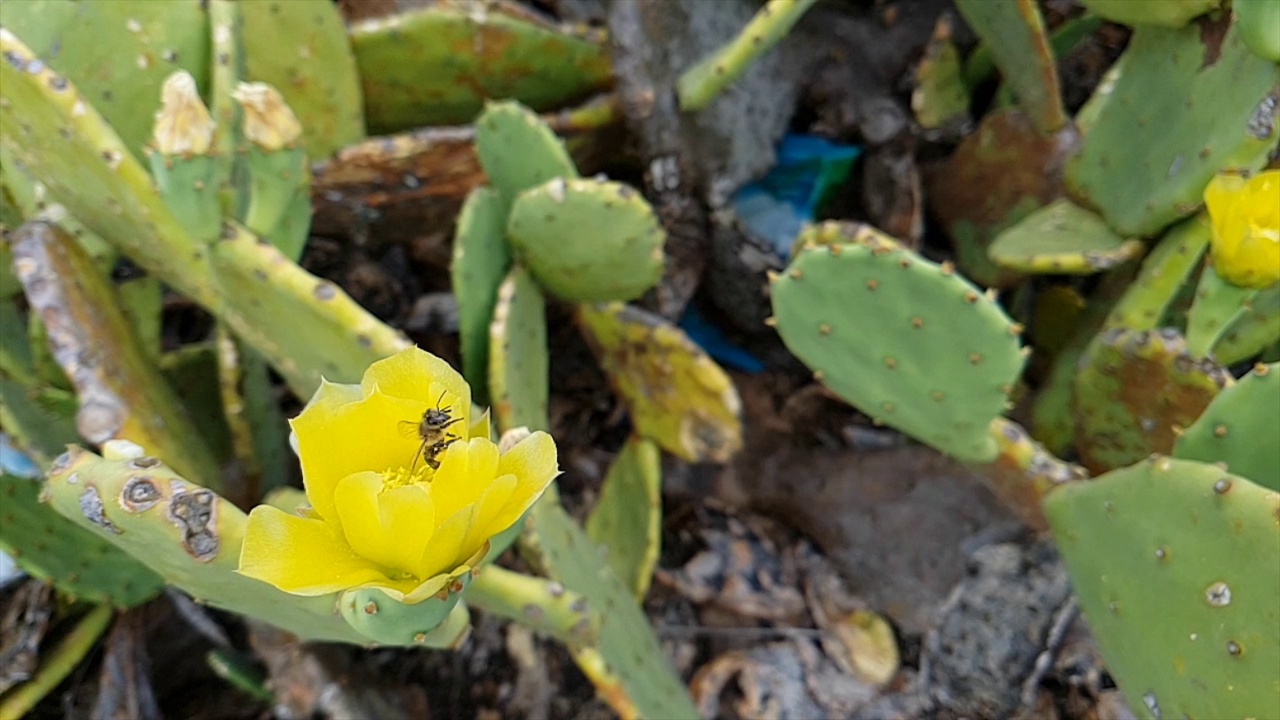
1185,264,1260,358
577,303,742,463
507,177,666,303
1077,0,1221,28
1213,284,1280,365
43,446,368,644
1173,362,1280,490
1066,20,1280,237
474,100,579,205
585,436,662,599
980,419,1087,531
770,222,1026,463
452,187,512,402
339,580,471,647
1045,457,1280,720
953,0,1066,135
1235,0,1280,62
351,2,611,134
0,473,164,607
0,0,209,160
488,265,549,434
240,0,364,159
988,199,1144,274
1073,328,1230,474
522,490,700,718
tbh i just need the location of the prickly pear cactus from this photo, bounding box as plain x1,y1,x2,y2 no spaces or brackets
585,436,663,599
1045,456,1280,720
1235,0,1280,62
507,177,666,303
1066,19,1280,237
1077,0,1220,27
489,265,549,434
1173,362,1280,490
42,446,368,644
988,199,1144,274
350,1,612,134
475,100,579,205
576,303,743,463
770,222,1026,463
1073,328,1229,474
452,187,512,401
1184,264,1260,358
1213,284,1280,365
0,473,165,607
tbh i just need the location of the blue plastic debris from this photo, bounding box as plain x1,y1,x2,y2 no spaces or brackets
731,134,861,259
0,433,41,479
678,306,766,374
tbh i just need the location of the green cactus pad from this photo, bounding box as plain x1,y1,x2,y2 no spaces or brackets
576,303,743,463
1102,214,1210,332
43,446,368,644
1073,328,1230,474
11,223,222,489
1066,21,1280,237
1077,0,1221,28
351,2,611,134
467,565,600,646
209,222,410,399
1235,0,1280,62
585,436,662,600
1173,362,1280,490
507,177,666,303
452,187,512,403
953,0,1067,135
1185,264,1262,358
1214,284,1280,365
488,265,549,434
0,29,219,307
241,0,364,159
474,100,579,205
1045,457,1280,720
988,199,1145,274
522,489,700,719
339,578,470,647
0,473,165,607
770,222,1026,463
0,0,209,160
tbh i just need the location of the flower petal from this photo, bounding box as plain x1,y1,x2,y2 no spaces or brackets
361,347,471,436
459,474,518,560
238,505,389,595
333,472,435,576
431,438,499,522
489,431,560,531
292,389,428,521
418,506,472,579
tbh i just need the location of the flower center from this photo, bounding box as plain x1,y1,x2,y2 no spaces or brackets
381,464,428,491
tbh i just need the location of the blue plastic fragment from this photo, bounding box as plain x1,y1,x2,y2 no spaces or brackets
731,134,861,259
0,433,41,479
678,306,766,374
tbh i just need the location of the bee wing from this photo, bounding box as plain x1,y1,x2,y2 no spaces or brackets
397,420,421,439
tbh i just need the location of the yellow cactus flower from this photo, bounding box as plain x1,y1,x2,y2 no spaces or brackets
238,347,558,603
1204,171,1280,289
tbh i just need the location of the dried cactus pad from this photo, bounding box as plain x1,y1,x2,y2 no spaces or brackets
770,222,1026,463
1174,362,1280,491
507,178,666,303
1045,457,1280,720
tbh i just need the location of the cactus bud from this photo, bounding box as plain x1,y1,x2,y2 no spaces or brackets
153,71,215,156
232,82,301,151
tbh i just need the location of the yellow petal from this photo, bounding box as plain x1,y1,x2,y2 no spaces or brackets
418,506,471,579
489,431,560,531
361,347,471,436
293,389,428,522
333,472,435,576
238,505,389,595
459,474,518,561
431,438,499,521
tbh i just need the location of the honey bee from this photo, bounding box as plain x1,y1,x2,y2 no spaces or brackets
399,391,462,472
